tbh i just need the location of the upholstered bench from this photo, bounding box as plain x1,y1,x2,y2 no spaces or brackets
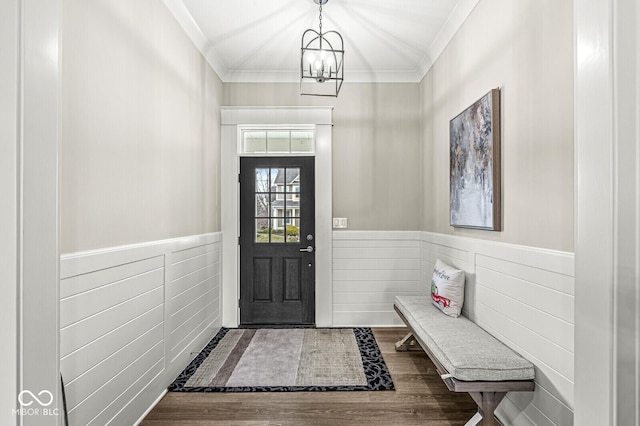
394,295,535,426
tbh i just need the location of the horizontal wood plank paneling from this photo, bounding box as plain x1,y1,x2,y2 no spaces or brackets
60,287,164,358
476,285,574,353
332,258,421,271
61,305,164,383
333,269,421,282
476,266,574,323
60,266,164,328
89,359,164,426
167,241,221,365
60,233,222,426
69,343,165,426
65,324,164,409
476,255,574,295
333,231,421,326
61,256,165,299
420,232,575,426
333,247,420,259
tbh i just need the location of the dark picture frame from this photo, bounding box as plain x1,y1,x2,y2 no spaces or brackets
450,88,501,231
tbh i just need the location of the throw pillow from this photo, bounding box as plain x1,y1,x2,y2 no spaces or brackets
430,259,465,317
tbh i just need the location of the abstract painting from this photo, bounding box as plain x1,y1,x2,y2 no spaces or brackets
450,88,501,230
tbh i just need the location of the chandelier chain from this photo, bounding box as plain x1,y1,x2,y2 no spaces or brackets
318,2,323,34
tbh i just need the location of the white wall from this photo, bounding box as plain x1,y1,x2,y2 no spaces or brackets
421,0,574,253
61,0,223,254
60,233,222,425
223,83,423,232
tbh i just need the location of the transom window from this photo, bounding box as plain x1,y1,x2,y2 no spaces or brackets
241,129,315,155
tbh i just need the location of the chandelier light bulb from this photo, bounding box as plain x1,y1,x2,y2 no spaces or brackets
307,53,315,64
326,55,333,67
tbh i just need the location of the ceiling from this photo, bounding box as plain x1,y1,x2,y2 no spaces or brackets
164,0,479,83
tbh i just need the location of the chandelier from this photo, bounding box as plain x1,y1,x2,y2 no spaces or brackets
300,0,344,97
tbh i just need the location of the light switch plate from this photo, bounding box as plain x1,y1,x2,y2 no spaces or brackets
332,217,348,229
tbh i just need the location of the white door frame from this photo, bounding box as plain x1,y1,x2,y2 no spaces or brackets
220,107,334,328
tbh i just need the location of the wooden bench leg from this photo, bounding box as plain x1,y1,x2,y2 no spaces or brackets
394,332,422,352
464,412,483,426
469,392,506,426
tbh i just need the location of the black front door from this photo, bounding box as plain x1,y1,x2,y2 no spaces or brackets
239,156,315,326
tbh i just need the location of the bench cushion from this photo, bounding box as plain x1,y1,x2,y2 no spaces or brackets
395,295,535,382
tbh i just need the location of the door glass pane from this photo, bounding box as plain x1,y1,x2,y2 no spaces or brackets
244,131,267,153
287,168,300,202
288,168,300,187
255,194,269,217
271,168,286,201
288,168,301,242
270,219,285,243
267,131,290,153
286,221,300,242
255,219,270,243
291,131,314,153
255,168,270,193
252,166,304,245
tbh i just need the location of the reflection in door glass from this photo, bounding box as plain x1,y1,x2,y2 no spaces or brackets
286,222,300,242
254,167,302,244
255,168,270,193
255,219,269,242
255,194,269,217
270,219,285,243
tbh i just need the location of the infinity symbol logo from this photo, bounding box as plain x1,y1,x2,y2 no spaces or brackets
18,390,53,407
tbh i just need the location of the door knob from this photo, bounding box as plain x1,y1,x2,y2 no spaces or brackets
299,246,314,253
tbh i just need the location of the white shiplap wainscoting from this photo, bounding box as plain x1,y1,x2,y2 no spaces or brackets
332,231,422,326
420,232,575,426
60,233,222,426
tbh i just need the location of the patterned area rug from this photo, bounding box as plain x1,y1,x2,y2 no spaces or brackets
169,327,394,392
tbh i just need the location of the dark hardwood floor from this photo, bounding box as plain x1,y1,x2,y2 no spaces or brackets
142,327,477,425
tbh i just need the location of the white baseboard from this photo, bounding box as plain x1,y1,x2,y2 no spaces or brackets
134,389,167,426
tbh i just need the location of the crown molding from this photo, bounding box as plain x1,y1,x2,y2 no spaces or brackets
164,0,479,84
416,0,481,80
162,0,228,80
222,69,423,84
